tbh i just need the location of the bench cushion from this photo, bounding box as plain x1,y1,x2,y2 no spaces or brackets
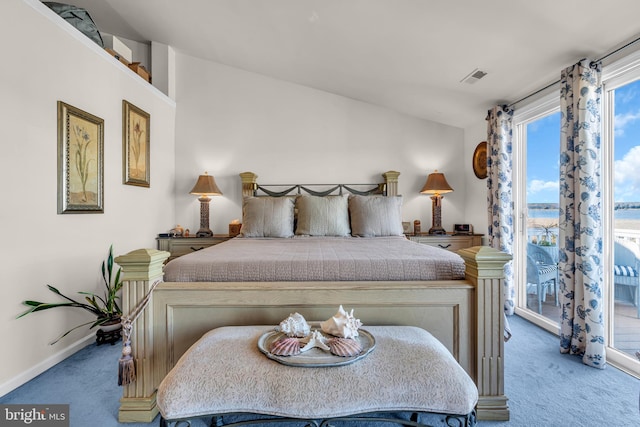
614,264,638,277
157,325,478,421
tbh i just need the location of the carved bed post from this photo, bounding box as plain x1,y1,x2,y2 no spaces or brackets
240,171,258,198
115,249,170,423
458,246,512,421
382,170,400,196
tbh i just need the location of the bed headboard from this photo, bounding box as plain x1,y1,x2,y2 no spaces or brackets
239,171,400,198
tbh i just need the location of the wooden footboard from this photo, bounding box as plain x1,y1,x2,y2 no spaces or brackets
115,246,511,423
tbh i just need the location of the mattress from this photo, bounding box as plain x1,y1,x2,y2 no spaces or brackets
163,236,466,282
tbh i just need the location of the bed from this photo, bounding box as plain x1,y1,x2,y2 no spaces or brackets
115,171,511,423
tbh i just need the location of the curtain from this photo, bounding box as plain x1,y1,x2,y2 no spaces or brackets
558,59,605,368
486,105,515,319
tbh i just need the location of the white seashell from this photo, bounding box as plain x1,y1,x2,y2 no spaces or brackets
276,312,311,337
328,337,363,357
320,305,362,339
270,337,301,356
299,330,330,353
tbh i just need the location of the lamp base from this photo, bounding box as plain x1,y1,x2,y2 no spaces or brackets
428,226,446,235
196,228,213,237
196,196,213,238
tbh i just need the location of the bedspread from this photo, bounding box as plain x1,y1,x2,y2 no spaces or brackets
163,236,466,282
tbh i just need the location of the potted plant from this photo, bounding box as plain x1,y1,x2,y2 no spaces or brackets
17,245,123,345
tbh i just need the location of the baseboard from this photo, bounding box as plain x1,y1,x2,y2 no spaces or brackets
0,334,94,398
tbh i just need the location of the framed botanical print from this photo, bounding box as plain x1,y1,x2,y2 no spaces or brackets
57,101,104,214
122,100,150,187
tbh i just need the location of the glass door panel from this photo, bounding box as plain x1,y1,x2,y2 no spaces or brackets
611,79,640,359
525,112,561,324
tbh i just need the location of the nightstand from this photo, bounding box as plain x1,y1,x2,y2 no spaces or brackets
156,235,231,262
408,233,483,252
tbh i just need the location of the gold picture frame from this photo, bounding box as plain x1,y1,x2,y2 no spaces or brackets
57,101,104,214
122,100,150,187
473,141,488,179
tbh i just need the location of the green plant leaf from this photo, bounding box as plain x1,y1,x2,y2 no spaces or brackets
49,320,97,345
17,301,92,318
106,245,114,286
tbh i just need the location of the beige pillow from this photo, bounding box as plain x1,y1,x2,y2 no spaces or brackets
240,197,295,238
349,195,404,237
295,195,351,236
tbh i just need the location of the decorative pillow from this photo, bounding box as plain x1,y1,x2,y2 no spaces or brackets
240,197,295,238
295,195,351,237
348,195,404,237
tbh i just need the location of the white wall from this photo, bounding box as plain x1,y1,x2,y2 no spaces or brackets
0,0,176,395
464,120,490,240
172,52,468,234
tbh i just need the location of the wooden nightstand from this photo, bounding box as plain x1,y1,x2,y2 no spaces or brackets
408,233,483,252
156,235,231,262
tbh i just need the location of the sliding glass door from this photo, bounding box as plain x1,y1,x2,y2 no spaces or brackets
513,65,640,377
516,107,562,326
604,76,640,371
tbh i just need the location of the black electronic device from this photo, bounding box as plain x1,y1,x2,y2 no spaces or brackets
453,224,473,235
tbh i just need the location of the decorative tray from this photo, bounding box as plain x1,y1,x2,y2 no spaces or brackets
258,328,376,368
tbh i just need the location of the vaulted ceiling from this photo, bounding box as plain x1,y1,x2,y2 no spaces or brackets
68,0,640,128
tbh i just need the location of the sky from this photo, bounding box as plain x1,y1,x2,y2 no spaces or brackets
526,79,640,204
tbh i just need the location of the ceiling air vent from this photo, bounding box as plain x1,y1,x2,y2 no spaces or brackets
460,68,487,84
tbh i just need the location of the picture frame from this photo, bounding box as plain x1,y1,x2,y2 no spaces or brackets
57,101,104,214
122,100,150,187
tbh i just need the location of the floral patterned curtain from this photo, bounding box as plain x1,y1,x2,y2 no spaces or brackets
486,106,515,318
558,59,605,368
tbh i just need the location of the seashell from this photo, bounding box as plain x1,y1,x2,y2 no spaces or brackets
328,337,363,357
276,312,311,338
270,337,301,356
300,330,329,353
320,305,362,339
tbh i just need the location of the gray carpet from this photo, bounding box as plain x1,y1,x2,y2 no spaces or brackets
1,315,639,426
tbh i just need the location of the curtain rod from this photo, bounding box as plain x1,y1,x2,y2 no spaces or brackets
507,34,640,108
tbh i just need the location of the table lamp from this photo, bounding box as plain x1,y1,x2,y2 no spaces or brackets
420,171,453,235
190,172,223,237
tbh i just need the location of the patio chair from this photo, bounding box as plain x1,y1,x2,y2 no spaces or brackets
526,254,558,314
527,243,559,309
614,240,640,318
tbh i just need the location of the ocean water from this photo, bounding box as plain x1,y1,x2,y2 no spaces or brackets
528,208,640,221
528,207,640,236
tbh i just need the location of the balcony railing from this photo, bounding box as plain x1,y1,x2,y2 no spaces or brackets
615,229,640,246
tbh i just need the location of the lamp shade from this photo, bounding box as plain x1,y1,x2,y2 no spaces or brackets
420,171,453,195
190,172,223,196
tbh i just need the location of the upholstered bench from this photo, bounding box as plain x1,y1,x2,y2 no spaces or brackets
157,325,478,427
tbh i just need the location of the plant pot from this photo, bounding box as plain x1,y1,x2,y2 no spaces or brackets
96,316,122,345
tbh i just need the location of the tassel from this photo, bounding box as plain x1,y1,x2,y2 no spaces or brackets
118,340,136,386
116,281,160,386
118,320,136,386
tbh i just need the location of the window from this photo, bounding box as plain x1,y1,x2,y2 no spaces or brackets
513,97,561,331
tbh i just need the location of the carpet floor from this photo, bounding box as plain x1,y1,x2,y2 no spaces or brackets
1,315,639,426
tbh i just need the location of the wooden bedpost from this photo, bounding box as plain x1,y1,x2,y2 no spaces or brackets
115,249,170,423
382,170,400,196
240,171,258,197
458,246,512,421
